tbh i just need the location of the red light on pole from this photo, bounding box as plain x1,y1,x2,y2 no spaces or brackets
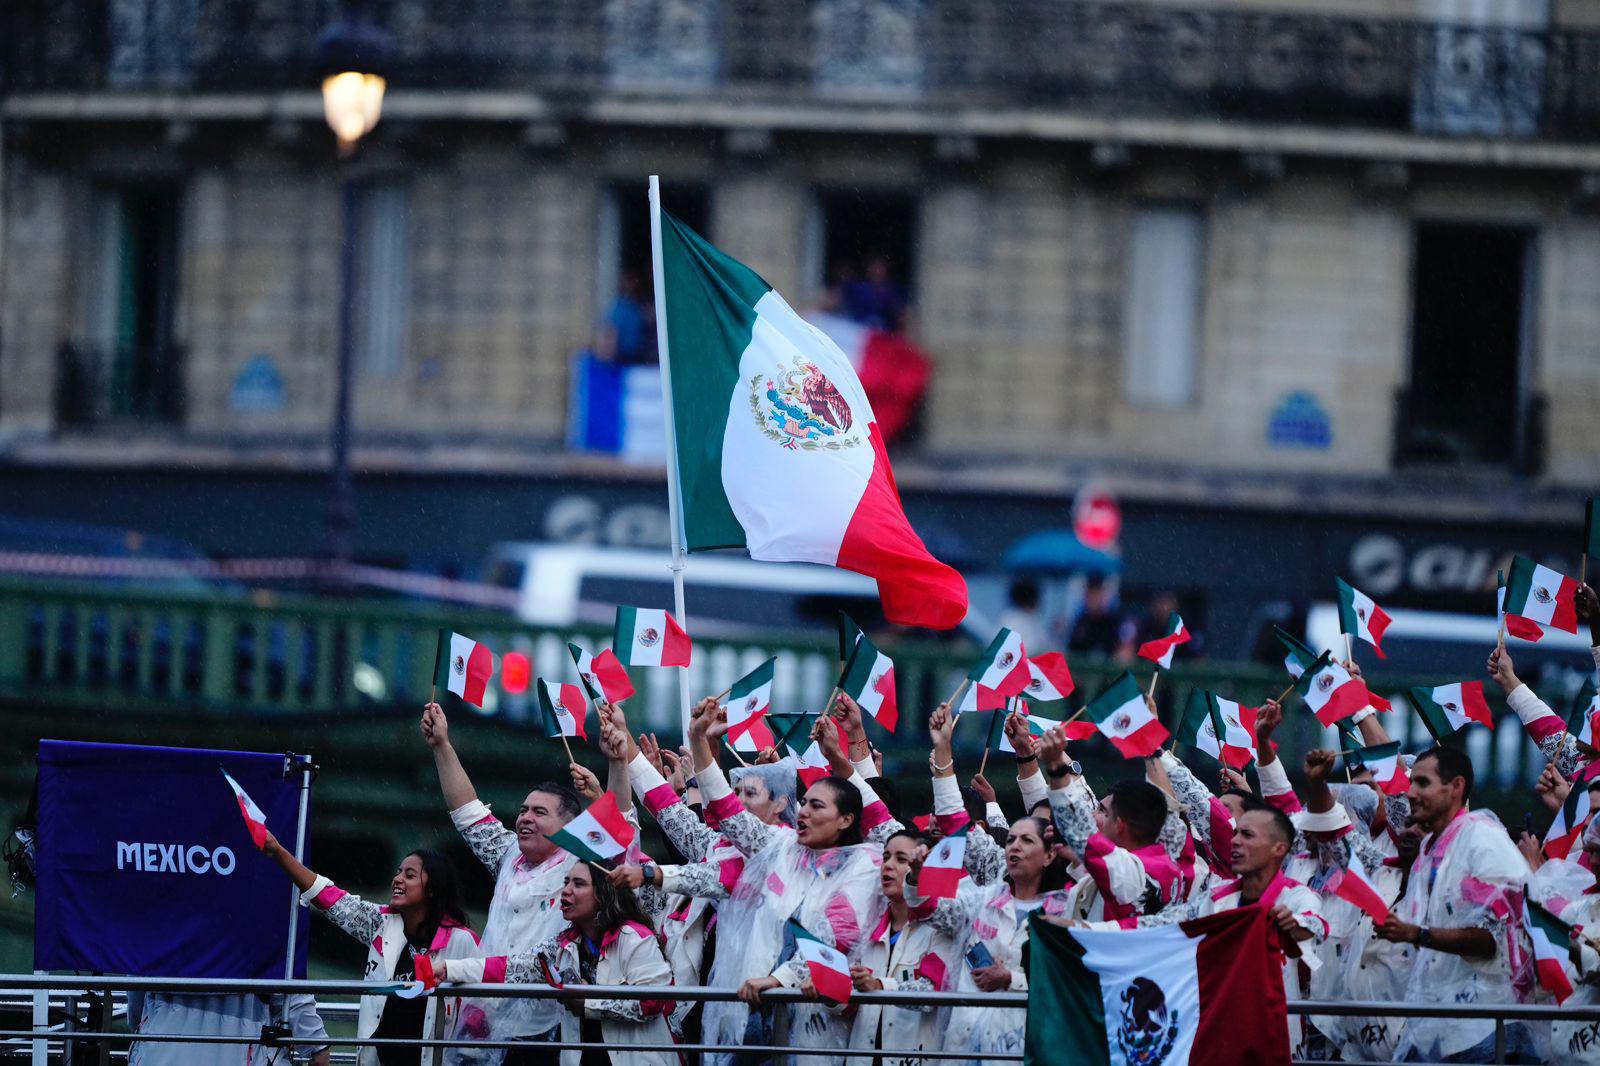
501,652,530,694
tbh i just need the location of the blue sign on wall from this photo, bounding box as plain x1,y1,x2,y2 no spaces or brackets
1266,391,1332,449
35,739,309,978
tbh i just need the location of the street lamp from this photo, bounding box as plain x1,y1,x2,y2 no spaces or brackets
316,8,390,577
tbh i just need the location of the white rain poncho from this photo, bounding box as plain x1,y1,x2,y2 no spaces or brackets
1530,857,1600,1064
1390,809,1533,1061
922,880,1074,1064
697,763,894,1066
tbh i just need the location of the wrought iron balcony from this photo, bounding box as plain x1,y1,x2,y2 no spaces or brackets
5,1,1599,141
55,341,185,429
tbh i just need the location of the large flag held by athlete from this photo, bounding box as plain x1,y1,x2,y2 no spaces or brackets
1025,907,1289,1066
654,204,967,630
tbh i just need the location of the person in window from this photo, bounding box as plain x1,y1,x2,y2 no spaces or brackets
595,270,657,365
842,254,907,332
256,831,478,1066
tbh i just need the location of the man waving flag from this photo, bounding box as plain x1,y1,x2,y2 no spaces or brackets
654,206,967,629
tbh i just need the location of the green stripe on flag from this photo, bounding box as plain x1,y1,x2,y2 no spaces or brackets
1527,895,1571,942
1024,915,1110,1066
433,629,452,689
658,210,772,552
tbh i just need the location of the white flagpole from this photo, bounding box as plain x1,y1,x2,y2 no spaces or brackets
648,175,693,741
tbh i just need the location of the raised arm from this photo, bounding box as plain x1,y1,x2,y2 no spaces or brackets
259,830,384,947
1489,644,1582,778
421,702,477,810
1252,700,1303,815
928,703,1002,885
815,711,902,846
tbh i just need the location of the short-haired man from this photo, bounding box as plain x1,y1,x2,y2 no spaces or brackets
1373,744,1534,1063
422,702,581,1064
1039,728,1181,922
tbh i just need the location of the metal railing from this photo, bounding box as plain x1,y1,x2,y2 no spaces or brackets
5,1,1600,141
2,974,1596,1064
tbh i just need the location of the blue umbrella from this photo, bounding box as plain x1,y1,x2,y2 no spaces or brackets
1001,530,1122,577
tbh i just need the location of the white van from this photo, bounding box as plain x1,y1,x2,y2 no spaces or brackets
482,542,883,638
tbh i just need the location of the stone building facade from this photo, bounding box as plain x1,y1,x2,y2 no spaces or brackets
3,0,1600,497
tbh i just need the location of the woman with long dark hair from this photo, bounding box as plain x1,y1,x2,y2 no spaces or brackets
433,860,676,1066
257,831,479,1066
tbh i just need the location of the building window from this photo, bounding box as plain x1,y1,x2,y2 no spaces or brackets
808,189,918,333
594,181,709,363
66,183,183,425
1121,205,1204,408
354,180,411,379
1400,221,1536,468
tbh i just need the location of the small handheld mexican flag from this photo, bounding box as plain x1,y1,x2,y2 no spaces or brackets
1022,652,1074,703
612,606,692,667
220,768,269,849
987,705,1091,752
1545,785,1592,861
1335,578,1390,659
547,791,634,863
839,632,897,732
1176,690,1256,769
918,823,968,899
1503,554,1579,636
957,681,1008,716
537,679,589,741
788,920,852,1005
1293,652,1368,727
1326,855,1390,924
434,629,494,707
1025,906,1290,1066
967,628,1031,698
1274,625,1318,679
1082,672,1169,758
770,713,830,787
727,658,778,753
1347,740,1409,795
1568,678,1600,748
1136,612,1191,670
1407,681,1493,742
1524,894,1576,1005
1497,568,1545,642
567,643,635,704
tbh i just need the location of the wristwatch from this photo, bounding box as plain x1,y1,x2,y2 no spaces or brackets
640,862,658,886
1046,760,1082,779
1416,926,1433,949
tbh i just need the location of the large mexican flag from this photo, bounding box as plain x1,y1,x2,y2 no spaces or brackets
1025,907,1289,1066
655,206,967,630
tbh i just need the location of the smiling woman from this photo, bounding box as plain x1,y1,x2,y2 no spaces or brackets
256,830,479,1066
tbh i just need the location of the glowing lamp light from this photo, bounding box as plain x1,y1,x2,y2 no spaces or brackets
321,71,386,151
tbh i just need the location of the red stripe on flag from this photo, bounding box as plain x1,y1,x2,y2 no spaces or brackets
660,613,692,667
1366,603,1392,657
1459,682,1493,729
1538,956,1575,1005
807,958,854,1005
872,667,899,732
591,649,635,703
1189,907,1292,1066
917,863,963,900
1506,614,1546,642
1553,576,1581,634
836,424,968,630
1330,868,1390,923
1108,718,1170,759
462,643,493,706
1314,680,1369,726
560,684,589,740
